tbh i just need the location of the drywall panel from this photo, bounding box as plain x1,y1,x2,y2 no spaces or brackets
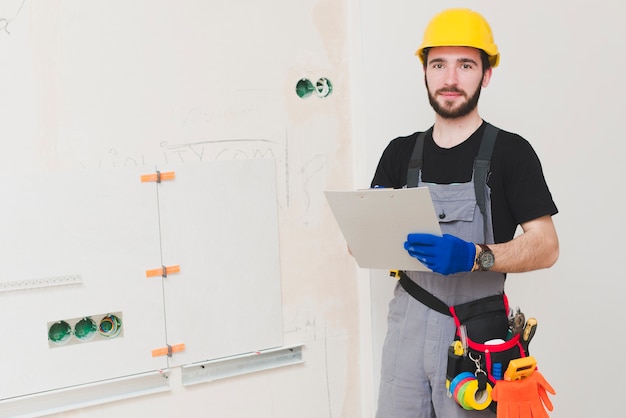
156,159,283,367
0,168,167,399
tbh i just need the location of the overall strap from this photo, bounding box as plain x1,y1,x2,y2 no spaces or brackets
473,122,499,225
406,128,431,188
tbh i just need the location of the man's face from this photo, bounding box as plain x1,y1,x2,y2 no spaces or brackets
424,46,491,119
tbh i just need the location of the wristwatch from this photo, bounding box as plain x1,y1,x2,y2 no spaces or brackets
476,244,495,271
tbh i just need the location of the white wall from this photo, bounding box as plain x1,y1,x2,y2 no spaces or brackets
0,1,368,417
357,0,626,416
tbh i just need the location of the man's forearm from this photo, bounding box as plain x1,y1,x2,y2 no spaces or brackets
477,215,559,274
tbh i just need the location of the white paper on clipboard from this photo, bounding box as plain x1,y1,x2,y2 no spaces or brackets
325,187,442,270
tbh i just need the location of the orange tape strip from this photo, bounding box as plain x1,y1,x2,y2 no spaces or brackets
140,171,176,183
145,265,181,278
151,343,185,357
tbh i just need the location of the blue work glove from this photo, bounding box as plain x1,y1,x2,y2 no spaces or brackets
404,233,476,275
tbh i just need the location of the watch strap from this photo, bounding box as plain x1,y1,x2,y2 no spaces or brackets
478,244,491,253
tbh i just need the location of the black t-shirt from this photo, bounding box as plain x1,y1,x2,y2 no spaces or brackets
370,122,558,243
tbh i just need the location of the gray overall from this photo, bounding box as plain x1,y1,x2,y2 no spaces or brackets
376,128,506,418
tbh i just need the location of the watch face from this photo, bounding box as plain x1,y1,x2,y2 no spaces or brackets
479,252,495,269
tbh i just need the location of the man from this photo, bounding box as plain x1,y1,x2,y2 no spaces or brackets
371,8,559,418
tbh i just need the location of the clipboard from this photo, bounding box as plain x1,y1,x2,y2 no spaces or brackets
325,187,442,270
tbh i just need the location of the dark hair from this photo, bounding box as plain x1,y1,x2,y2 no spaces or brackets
422,48,491,73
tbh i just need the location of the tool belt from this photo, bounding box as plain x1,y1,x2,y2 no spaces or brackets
397,271,528,412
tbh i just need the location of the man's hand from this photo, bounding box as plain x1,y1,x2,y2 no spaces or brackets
404,233,476,275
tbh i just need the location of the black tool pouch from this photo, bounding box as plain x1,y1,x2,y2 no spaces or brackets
446,294,527,412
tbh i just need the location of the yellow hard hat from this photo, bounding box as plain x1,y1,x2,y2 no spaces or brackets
416,8,500,68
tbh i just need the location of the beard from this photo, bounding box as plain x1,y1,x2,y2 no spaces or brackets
426,79,483,119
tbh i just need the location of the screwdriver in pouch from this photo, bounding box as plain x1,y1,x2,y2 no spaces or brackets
507,307,525,339
521,318,537,352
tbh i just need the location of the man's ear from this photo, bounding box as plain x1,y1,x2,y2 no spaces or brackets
482,67,493,88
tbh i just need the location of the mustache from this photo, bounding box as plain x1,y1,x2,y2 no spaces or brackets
435,87,466,95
